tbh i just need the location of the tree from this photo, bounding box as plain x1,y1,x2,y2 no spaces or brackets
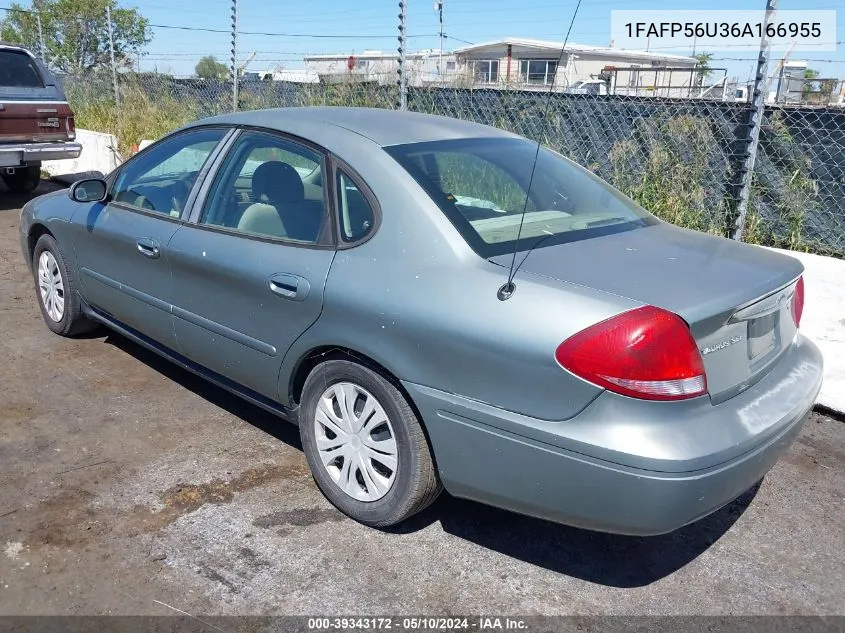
802,68,820,96
195,55,229,81
0,0,150,74
693,52,714,84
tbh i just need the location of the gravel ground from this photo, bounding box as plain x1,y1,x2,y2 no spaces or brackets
1,182,843,617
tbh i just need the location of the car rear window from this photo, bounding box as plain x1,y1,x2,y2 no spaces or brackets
0,50,45,88
385,137,657,258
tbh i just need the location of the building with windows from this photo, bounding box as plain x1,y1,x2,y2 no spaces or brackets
453,38,700,95
303,49,457,86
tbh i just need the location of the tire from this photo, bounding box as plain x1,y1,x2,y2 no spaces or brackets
299,359,442,527
2,165,41,194
32,233,98,337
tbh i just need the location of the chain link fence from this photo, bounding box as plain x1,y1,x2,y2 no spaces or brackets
56,70,845,258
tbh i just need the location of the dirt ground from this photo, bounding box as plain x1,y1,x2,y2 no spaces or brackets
1,181,844,616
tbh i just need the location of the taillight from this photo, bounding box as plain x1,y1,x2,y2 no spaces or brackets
66,116,76,140
555,306,707,401
791,276,804,328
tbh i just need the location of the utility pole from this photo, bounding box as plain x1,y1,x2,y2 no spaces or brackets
733,0,777,241
774,40,797,104
106,4,120,106
36,13,46,63
231,0,238,112
434,1,444,81
397,0,407,110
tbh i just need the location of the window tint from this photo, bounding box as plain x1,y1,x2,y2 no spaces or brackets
200,131,326,243
336,170,375,242
433,152,535,214
112,128,225,217
0,51,44,88
385,137,657,258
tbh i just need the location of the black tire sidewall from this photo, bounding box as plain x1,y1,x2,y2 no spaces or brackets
299,360,422,526
32,235,72,335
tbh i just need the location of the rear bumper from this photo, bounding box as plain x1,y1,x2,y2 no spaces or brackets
404,334,823,535
0,141,82,166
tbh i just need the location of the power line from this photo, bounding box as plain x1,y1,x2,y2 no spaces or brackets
444,35,475,45
149,23,439,39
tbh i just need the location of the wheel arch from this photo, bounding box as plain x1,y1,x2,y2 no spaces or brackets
289,345,407,408
286,344,441,471
28,222,54,261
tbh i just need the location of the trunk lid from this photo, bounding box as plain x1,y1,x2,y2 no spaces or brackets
0,47,75,144
491,223,804,402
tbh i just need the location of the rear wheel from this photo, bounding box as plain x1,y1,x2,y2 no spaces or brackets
299,360,442,527
32,234,97,336
2,165,41,194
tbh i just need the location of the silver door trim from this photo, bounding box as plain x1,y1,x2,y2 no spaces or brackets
81,267,171,313
171,305,278,357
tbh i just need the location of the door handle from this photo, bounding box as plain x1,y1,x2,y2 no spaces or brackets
268,273,310,302
136,238,160,259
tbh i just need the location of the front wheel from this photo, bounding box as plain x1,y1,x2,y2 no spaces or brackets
299,360,442,527
32,234,98,336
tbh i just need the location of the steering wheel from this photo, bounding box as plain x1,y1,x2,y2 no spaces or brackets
126,189,156,211
169,176,193,215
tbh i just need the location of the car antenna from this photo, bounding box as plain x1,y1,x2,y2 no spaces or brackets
497,0,584,301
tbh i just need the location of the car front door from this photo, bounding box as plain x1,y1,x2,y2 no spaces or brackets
71,127,229,349
167,129,336,400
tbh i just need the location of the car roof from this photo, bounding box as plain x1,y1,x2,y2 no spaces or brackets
186,106,520,148
0,43,36,56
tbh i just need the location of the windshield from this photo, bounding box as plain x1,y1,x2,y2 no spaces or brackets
385,137,658,258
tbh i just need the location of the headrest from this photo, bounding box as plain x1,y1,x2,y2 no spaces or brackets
251,161,305,205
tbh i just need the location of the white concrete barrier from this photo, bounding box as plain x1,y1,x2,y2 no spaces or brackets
766,247,845,414
42,129,122,179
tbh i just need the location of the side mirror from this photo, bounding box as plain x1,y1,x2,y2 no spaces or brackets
69,178,108,203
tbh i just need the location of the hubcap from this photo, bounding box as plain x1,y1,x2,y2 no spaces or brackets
314,382,398,502
37,251,65,322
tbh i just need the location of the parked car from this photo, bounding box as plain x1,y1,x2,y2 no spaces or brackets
19,107,823,534
565,79,609,95
1,43,81,193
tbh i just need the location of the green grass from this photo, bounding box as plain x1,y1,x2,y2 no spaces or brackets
67,82,199,157
436,153,536,212
607,115,728,236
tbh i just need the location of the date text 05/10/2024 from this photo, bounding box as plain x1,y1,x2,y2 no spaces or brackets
306,617,528,630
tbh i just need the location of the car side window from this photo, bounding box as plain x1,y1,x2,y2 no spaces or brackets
200,131,327,243
336,169,375,242
112,128,226,217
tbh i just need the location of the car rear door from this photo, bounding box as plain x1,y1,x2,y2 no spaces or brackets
71,127,229,349
167,129,336,401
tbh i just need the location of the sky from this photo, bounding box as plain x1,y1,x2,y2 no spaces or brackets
29,0,845,82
